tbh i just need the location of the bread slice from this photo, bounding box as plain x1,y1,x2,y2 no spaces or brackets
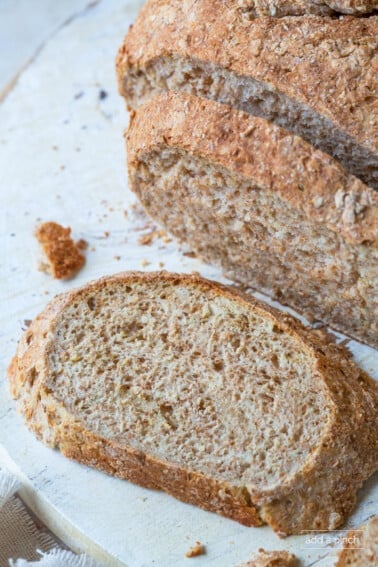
116,0,378,188
238,0,377,16
8,271,378,536
237,549,298,567
126,92,378,347
336,516,378,566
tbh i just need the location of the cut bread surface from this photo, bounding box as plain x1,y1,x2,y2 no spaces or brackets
127,93,378,347
117,0,378,188
46,275,328,489
9,272,378,536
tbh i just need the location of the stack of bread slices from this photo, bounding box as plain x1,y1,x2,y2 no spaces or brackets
117,0,378,347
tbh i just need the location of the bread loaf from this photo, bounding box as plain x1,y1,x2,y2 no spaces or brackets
117,0,378,188
127,92,378,347
8,271,378,536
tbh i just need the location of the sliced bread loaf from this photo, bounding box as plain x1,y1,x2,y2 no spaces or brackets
126,92,378,347
9,271,378,536
116,0,378,188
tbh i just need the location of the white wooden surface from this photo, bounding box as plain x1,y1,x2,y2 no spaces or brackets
0,1,377,565
0,0,91,100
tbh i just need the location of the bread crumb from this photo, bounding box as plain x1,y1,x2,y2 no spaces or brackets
159,262,164,268
35,222,86,280
185,542,205,558
138,229,167,246
76,238,88,251
114,255,121,261
104,231,110,238
237,548,299,567
141,259,151,267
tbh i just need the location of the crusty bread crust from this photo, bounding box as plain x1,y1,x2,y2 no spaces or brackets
328,0,377,12
238,0,377,16
8,271,378,536
116,0,378,187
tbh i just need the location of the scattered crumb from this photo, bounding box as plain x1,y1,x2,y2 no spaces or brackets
104,231,110,238
74,91,84,100
123,210,129,218
22,319,32,330
141,259,150,267
138,228,173,246
44,290,50,295
114,255,121,261
138,229,166,246
76,238,88,251
35,221,86,280
91,246,96,252
183,251,197,258
185,542,205,558
158,262,164,268
237,549,299,567
99,89,108,100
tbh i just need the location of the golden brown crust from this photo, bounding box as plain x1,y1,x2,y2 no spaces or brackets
8,271,378,536
324,0,377,12
237,0,377,16
35,222,86,279
126,92,377,246
116,1,378,155
247,0,376,15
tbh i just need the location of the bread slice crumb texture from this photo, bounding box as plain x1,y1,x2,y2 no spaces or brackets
46,274,330,491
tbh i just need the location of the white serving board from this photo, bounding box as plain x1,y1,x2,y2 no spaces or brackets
0,1,376,565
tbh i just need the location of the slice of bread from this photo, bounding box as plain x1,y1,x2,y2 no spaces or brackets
8,271,378,536
116,0,378,188
336,516,378,566
126,92,378,347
